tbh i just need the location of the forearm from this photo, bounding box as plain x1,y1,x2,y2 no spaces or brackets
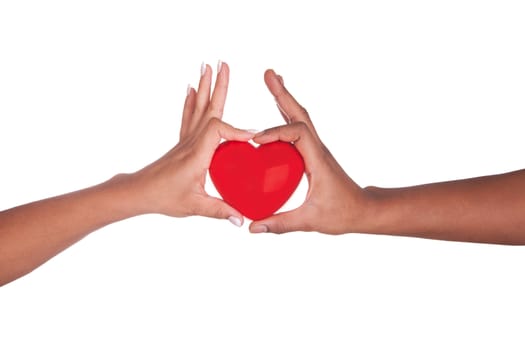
361,170,525,244
0,174,143,286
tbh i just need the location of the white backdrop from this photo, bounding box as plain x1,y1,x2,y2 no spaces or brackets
1,1,524,349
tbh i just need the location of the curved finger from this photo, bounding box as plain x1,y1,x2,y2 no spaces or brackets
215,119,255,142
208,61,230,119
179,85,196,140
196,118,255,160
252,122,321,167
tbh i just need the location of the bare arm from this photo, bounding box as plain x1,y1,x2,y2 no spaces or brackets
250,69,525,245
362,170,525,244
0,176,143,286
0,62,253,286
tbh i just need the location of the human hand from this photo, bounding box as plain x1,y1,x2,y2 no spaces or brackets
127,62,254,226
249,70,373,234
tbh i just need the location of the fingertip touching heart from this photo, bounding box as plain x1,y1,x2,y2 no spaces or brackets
209,141,305,221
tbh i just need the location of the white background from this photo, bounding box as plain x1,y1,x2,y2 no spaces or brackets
1,1,524,349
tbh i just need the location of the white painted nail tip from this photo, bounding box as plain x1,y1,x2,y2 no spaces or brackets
186,84,191,96
228,216,242,227
201,62,206,76
217,60,223,73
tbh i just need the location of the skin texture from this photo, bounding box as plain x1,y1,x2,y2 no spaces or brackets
2,65,524,286
0,62,254,286
250,69,525,245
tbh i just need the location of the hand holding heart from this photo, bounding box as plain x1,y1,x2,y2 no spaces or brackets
130,63,369,233
4,62,523,288
247,70,370,234
129,62,253,225
209,140,305,221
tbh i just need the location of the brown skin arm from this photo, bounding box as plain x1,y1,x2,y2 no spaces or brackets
363,170,525,244
250,69,525,245
0,62,254,286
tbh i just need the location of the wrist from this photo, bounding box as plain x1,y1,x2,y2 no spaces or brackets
348,186,391,234
355,185,424,236
98,173,151,218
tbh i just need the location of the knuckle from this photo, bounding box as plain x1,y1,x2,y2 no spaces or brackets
271,220,286,234
210,103,224,116
207,117,221,129
299,105,309,116
270,219,288,233
212,207,227,219
294,121,309,134
200,199,228,219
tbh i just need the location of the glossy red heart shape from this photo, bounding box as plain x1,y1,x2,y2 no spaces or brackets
209,141,305,221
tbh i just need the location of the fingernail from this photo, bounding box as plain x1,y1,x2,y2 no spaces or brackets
201,62,206,76
277,75,284,86
186,84,192,96
217,60,223,73
251,224,268,233
228,216,242,227
244,129,260,134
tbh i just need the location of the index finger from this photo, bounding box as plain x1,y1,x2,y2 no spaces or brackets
264,69,316,131
253,122,322,173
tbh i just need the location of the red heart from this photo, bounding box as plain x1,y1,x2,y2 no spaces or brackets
209,141,305,221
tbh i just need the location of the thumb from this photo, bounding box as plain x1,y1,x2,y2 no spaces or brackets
249,208,308,234
200,118,254,154
197,196,244,227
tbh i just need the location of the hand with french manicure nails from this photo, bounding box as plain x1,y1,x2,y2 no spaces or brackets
129,61,254,226
0,61,255,286
2,62,525,287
